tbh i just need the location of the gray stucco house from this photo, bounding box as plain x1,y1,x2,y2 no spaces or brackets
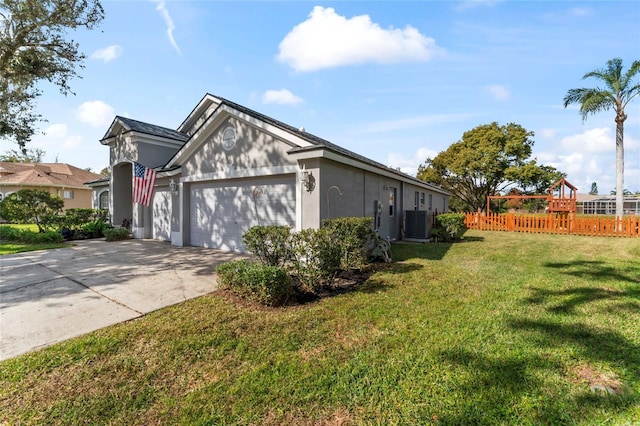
88,94,450,251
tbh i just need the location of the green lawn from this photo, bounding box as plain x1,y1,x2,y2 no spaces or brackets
1,230,638,424
0,224,68,254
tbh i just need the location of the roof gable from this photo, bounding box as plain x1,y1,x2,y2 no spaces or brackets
101,116,188,143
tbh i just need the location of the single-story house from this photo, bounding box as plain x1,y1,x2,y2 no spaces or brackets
88,94,450,251
0,162,102,210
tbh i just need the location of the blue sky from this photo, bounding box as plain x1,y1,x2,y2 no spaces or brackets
8,0,640,193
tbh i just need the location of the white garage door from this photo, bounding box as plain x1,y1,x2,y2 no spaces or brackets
189,175,296,251
152,189,171,241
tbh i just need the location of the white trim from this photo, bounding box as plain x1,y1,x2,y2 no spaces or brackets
181,165,298,183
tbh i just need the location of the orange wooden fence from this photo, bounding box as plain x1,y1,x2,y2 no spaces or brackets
464,212,639,238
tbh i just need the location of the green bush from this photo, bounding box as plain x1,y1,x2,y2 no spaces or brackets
434,213,467,241
322,217,374,270
104,228,130,242
0,225,63,243
289,227,339,294
216,260,293,306
242,225,292,267
81,220,111,239
0,225,21,241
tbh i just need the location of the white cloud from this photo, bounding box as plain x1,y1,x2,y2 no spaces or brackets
485,84,510,100
560,127,613,154
278,6,443,72
90,45,123,62
540,128,557,139
42,123,82,149
77,100,115,128
155,1,182,56
262,89,304,105
387,147,439,177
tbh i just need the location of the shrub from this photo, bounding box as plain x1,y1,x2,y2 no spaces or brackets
289,227,339,294
322,217,374,270
0,225,63,243
81,220,110,239
0,189,64,232
104,228,130,242
434,213,467,241
216,260,293,306
242,225,291,267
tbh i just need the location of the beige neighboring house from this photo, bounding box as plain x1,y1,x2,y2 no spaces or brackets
0,162,102,210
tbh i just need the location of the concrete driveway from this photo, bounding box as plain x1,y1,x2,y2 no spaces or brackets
0,239,242,361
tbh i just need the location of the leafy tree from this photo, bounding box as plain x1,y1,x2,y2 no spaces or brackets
0,189,63,232
99,166,109,176
589,182,598,195
417,122,564,212
0,147,45,162
0,0,104,151
564,58,640,219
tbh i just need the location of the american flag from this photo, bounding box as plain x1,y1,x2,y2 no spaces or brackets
132,162,157,206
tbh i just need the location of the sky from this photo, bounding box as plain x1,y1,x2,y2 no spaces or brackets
4,0,640,194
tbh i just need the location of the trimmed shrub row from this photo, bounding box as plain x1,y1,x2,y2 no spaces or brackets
432,213,467,241
217,217,377,306
216,260,292,306
0,226,64,244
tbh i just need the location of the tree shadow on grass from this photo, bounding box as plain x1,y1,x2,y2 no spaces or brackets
524,286,640,315
543,260,640,284
436,318,639,424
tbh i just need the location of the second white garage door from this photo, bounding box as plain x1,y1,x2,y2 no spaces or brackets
189,175,296,251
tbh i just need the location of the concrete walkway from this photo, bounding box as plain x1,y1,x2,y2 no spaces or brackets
0,239,242,361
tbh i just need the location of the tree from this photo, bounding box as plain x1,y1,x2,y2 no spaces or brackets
99,166,109,176
0,189,63,232
0,147,45,162
0,0,104,151
563,58,640,219
589,182,598,195
417,122,565,212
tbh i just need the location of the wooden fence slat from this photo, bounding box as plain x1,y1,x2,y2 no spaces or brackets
464,213,639,238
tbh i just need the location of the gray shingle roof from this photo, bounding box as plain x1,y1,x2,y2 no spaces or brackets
116,116,188,142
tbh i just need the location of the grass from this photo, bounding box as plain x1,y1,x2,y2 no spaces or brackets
1,230,638,424
0,223,68,255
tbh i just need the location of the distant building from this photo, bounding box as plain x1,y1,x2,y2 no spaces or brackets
577,193,640,215
0,162,102,210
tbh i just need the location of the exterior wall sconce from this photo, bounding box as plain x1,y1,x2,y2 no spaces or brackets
169,178,179,194
299,165,315,192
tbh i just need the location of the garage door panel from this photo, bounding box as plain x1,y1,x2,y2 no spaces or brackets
189,176,295,251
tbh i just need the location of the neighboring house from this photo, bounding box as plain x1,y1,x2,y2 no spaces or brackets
0,162,102,210
90,94,450,251
577,193,640,215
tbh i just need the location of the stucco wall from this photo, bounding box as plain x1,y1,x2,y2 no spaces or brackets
0,185,94,210
181,117,296,177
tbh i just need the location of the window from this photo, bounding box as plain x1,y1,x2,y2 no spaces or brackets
428,194,433,210
414,191,420,210
99,191,110,210
0,193,3,201
221,126,237,150
421,192,425,205
63,190,74,199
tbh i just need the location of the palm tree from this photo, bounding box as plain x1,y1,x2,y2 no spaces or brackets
563,58,640,219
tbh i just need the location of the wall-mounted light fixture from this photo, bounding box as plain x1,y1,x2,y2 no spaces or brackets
169,178,179,194
299,164,315,192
